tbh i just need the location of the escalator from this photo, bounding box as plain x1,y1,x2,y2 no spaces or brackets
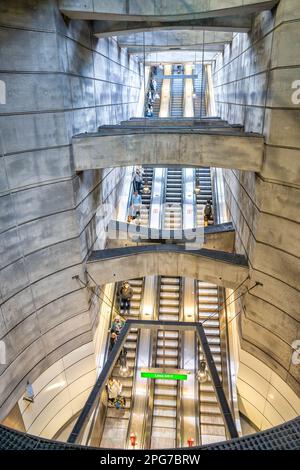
139,167,154,226
170,65,184,118
163,168,183,230
100,278,144,448
194,65,207,118
152,67,164,118
197,281,226,444
150,276,181,449
195,167,214,226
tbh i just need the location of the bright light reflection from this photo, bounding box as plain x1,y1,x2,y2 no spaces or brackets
46,380,66,392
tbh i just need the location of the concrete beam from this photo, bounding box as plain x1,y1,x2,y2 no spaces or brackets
72,127,264,172
117,31,233,53
86,245,249,289
143,51,217,63
127,43,226,54
59,1,278,22
107,222,236,253
93,18,252,37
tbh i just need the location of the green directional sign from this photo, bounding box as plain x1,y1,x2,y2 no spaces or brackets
141,372,188,381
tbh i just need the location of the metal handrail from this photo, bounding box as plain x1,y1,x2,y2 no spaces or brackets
2,416,300,450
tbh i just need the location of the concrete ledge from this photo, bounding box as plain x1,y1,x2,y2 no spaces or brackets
118,31,233,53
107,221,235,252
59,1,278,22
87,245,249,289
73,127,264,172
92,18,252,36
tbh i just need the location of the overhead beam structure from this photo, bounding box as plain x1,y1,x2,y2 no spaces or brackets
117,31,233,54
86,245,249,289
72,119,264,173
106,222,236,253
59,0,278,22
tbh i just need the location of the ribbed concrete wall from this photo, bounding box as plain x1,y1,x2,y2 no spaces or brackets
0,0,142,420
213,0,300,397
238,348,300,430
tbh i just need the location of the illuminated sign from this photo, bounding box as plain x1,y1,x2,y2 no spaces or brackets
141,372,188,381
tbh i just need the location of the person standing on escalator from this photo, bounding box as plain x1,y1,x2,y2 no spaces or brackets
132,168,143,194
204,199,213,225
131,190,142,219
118,281,133,315
111,314,126,335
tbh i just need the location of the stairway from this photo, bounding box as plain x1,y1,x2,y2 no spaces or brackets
197,281,226,444
170,65,184,118
194,65,207,118
100,278,143,448
195,167,214,226
151,277,181,449
163,168,183,230
139,167,154,226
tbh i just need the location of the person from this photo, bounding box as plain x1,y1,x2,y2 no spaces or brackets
150,78,157,92
204,199,213,220
131,190,142,218
111,314,126,335
145,103,153,117
119,347,128,368
147,89,153,104
153,65,158,75
204,199,212,220
107,377,122,404
132,168,143,194
109,331,118,351
145,106,153,118
119,281,133,314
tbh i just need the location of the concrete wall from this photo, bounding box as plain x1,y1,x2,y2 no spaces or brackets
213,0,300,397
18,342,96,439
238,348,300,430
0,0,142,421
